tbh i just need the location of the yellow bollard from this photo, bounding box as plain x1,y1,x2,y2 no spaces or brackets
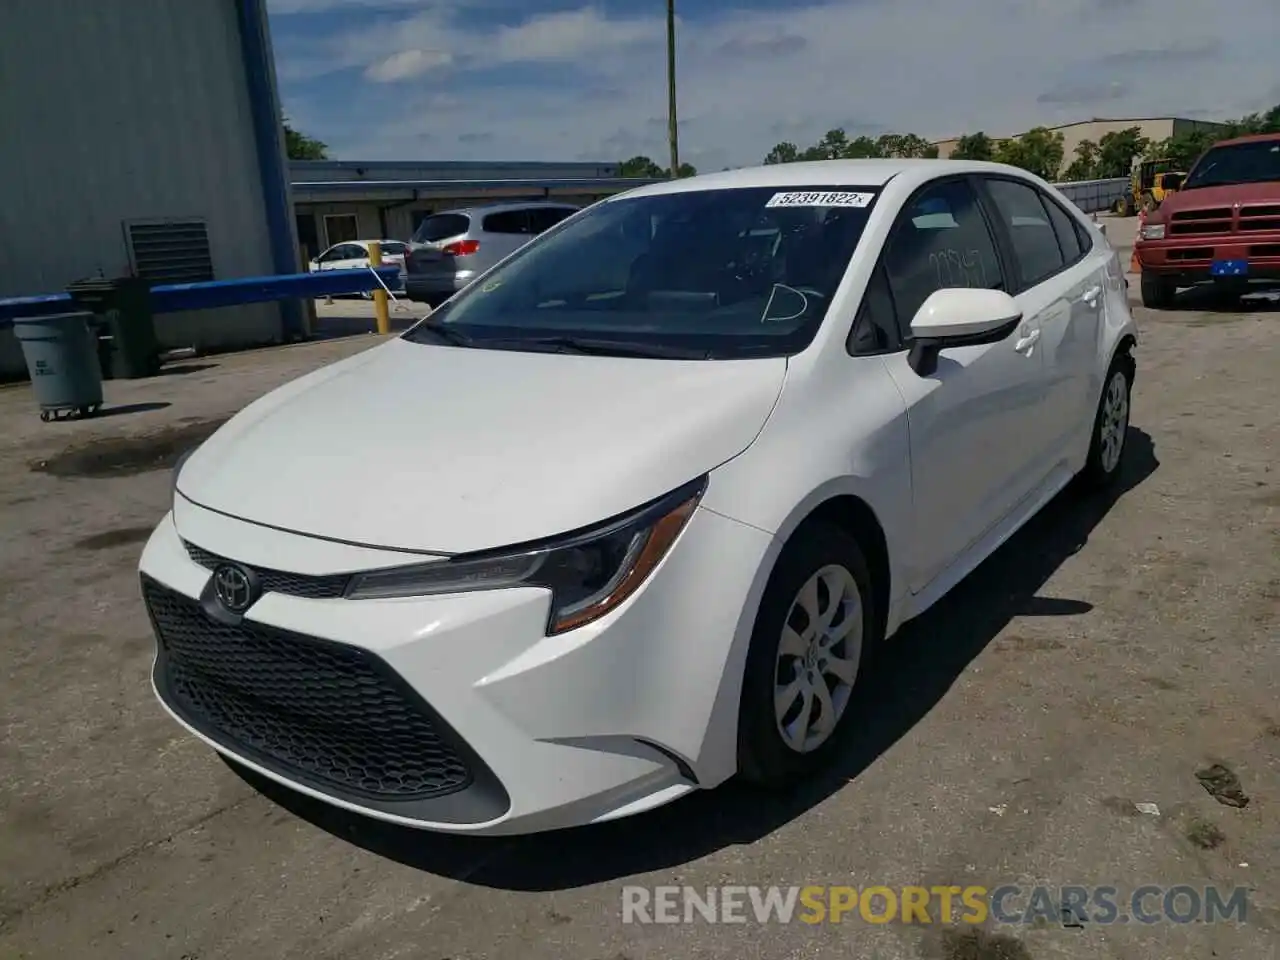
368,240,390,335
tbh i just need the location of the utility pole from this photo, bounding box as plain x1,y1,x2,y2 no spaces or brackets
666,0,679,178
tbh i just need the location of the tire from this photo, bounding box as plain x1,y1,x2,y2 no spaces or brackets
737,524,879,787
1077,354,1133,492
1140,271,1176,310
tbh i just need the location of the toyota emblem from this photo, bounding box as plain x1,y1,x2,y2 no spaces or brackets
213,563,256,613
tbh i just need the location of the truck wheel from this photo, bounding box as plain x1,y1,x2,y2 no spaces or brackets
1140,272,1175,310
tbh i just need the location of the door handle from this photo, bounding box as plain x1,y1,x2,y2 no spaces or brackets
1014,329,1040,354
1080,285,1103,308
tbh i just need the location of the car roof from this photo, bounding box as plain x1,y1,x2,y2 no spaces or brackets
607,158,1037,200
1205,132,1280,148
429,200,581,217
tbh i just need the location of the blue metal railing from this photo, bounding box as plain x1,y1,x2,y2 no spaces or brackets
0,266,402,327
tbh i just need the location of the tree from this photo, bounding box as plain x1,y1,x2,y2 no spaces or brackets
1094,126,1150,179
1145,102,1280,170
1062,139,1100,181
994,126,1065,180
949,132,996,162
283,120,327,160
619,155,665,177
617,155,696,178
876,132,938,158
764,141,800,164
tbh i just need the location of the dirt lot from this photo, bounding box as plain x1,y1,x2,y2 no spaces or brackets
0,280,1276,960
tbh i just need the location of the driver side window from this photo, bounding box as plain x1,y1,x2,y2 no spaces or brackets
882,179,1005,340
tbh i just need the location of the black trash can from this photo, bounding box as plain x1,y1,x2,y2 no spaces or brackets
67,276,161,379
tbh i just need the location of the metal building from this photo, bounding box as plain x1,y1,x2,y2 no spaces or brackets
0,0,298,364
290,161,652,256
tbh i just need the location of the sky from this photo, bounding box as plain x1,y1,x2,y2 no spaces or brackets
266,0,1280,170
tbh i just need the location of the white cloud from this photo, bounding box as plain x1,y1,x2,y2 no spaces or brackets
365,48,453,82
271,0,1280,166
488,7,665,62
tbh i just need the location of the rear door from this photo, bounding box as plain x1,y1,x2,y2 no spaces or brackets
479,209,534,267
877,176,1049,593
977,176,1106,456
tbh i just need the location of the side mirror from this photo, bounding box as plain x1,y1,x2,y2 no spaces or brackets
1162,173,1184,191
907,288,1022,377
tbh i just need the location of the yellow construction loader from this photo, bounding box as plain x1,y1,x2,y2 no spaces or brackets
1115,158,1185,216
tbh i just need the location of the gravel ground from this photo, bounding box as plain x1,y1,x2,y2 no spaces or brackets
0,270,1276,960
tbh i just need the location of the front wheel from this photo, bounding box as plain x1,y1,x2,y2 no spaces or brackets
737,525,878,787
1140,271,1176,310
1077,356,1133,491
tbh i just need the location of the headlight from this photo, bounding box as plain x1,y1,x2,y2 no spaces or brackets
345,476,707,634
1140,222,1166,240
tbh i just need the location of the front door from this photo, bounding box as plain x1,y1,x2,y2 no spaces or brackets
876,177,1048,593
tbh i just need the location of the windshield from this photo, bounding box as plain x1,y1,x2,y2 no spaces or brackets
402,185,880,359
1183,140,1280,189
412,214,470,243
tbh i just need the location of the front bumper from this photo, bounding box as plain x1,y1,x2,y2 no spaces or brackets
139,499,772,835
1136,235,1280,285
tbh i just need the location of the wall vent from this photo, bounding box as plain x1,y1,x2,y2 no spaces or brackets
124,219,214,284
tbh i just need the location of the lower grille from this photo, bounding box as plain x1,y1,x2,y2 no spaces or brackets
144,577,472,801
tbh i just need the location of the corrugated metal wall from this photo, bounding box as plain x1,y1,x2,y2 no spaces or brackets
0,0,281,349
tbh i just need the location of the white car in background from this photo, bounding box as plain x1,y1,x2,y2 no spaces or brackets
142,159,1137,836
309,239,407,295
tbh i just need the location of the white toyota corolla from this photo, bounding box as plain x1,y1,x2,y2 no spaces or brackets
141,159,1137,835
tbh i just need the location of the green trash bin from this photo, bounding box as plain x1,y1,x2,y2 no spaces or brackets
66,276,161,379
12,312,105,421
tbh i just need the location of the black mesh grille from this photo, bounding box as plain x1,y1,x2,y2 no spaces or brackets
144,577,473,800
183,541,350,600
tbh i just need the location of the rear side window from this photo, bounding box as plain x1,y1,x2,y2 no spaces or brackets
1041,198,1082,264
482,210,532,234
412,214,470,243
882,178,1005,334
982,179,1065,288
528,207,576,233
380,241,407,255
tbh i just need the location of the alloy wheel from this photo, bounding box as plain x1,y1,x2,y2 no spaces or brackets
1099,370,1130,474
773,564,863,753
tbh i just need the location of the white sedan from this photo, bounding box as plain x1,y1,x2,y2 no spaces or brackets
309,239,407,294
141,159,1137,836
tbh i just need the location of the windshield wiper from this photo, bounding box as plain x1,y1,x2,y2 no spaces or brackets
482,336,712,359
409,317,474,347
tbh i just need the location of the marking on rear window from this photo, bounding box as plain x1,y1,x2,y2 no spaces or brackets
765,191,875,208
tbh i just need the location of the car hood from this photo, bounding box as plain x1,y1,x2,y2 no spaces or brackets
1159,181,1280,214
176,337,786,554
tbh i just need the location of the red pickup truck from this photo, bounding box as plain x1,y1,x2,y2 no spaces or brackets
1134,132,1280,308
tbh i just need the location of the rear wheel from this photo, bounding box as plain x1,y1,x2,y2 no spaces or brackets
1140,271,1176,309
1077,355,1133,491
737,525,878,787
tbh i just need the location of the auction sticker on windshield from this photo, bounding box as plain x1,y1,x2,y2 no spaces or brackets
765,191,876,208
